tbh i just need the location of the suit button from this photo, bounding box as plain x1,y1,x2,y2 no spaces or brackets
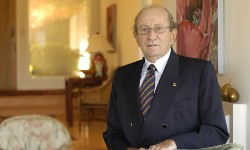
162,124,167,128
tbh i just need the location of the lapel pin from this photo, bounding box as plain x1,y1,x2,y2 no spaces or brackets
173,83,177,87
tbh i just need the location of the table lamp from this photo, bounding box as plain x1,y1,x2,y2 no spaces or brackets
86,33,114,77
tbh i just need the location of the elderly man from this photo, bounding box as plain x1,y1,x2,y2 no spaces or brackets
103,5,229,150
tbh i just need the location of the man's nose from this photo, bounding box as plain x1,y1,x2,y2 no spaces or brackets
147,28,157,40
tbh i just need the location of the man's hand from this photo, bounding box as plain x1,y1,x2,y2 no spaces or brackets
148,139,177,150
127,148,146,150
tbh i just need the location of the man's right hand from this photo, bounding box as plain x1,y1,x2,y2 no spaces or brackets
127,148,146,150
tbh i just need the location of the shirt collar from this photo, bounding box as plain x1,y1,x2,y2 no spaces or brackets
144,49,171,73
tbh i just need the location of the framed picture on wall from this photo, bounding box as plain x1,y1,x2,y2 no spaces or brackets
106,4,116,52
176,0,224,74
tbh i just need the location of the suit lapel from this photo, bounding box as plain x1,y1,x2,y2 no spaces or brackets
137,51,184,145
124,59,145,127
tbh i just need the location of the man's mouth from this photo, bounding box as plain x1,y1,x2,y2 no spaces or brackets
148,44,158,47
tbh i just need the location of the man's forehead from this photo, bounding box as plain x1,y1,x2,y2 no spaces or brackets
141,7,166,14
137,8,168,24
139,7,168,19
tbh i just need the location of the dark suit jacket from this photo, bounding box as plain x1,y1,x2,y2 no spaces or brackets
103,50,229,149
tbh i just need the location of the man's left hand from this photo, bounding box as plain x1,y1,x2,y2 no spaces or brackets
148,139,177,150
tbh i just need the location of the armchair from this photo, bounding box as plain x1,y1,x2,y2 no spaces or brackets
78,69,115,130
0,114,72,150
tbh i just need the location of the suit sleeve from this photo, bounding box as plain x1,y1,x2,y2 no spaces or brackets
103,69,131,150
171,61,229,148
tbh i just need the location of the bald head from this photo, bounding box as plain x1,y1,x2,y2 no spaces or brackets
133,5,178,35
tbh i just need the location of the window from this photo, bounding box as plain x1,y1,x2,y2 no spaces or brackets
16,0,100,89
29,0,90,77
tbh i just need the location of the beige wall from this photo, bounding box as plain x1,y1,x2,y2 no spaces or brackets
100,0,141,72
117,0,141,65
224,1,250,149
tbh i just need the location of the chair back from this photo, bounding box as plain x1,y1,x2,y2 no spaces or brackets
79,69,116,105
0,114,72,150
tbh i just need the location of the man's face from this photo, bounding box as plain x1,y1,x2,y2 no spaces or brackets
135,7,177,62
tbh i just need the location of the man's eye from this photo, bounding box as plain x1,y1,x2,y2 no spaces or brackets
155,27,164,31
141,28,149,32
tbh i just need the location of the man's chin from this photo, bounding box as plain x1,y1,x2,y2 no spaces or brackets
144,47,160,53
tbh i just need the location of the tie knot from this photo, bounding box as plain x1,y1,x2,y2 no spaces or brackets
147,64,157,72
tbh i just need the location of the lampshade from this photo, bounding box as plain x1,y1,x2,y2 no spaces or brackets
86,33,114,53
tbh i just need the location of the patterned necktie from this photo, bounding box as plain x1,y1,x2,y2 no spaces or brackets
139,64,157,119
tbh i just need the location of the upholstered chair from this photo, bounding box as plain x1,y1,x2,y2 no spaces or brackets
0,114,72,150
78,69,115,131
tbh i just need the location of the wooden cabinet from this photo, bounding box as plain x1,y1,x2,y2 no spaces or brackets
65,77,107,126
0,0,16,89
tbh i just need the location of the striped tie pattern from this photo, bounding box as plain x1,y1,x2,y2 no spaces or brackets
140,64,157,119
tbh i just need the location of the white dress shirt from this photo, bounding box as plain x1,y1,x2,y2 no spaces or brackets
139,49,171,92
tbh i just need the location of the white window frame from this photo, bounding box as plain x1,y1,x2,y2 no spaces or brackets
16,0,65,90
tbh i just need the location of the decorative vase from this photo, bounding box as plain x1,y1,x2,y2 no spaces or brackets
220,83,231,101
227,88,239,102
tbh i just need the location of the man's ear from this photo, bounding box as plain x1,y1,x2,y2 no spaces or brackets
171,29,177,42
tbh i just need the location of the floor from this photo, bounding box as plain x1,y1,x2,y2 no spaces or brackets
58,110,108,150
0,92,108,150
